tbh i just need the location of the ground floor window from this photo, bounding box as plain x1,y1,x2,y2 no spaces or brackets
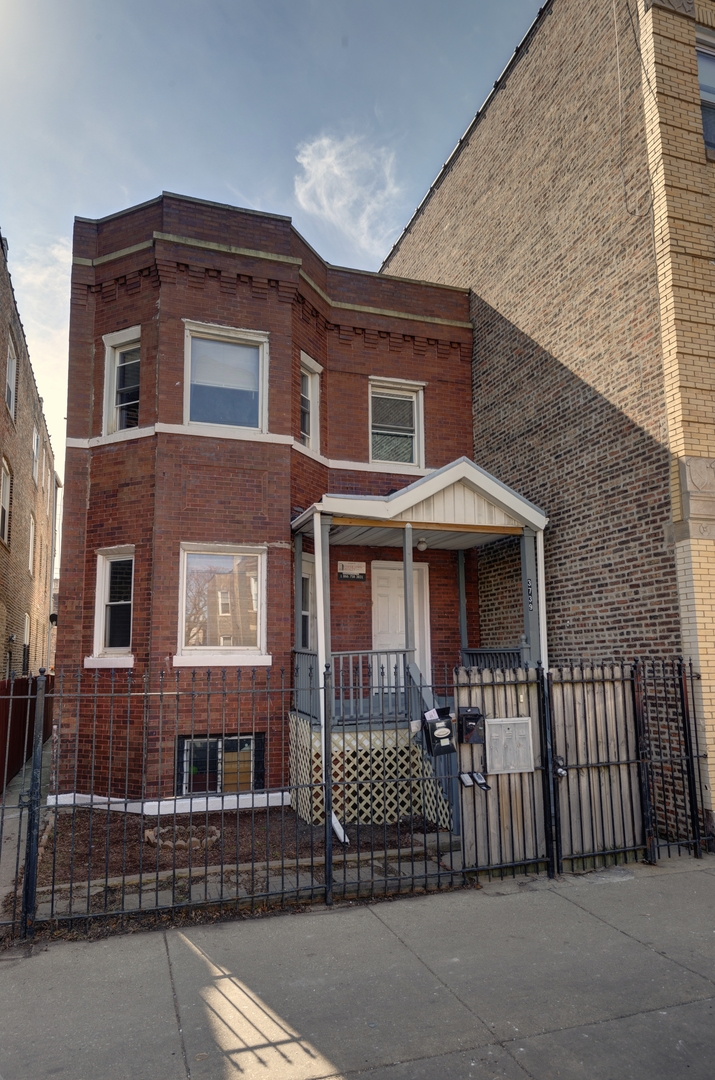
176,733,265,796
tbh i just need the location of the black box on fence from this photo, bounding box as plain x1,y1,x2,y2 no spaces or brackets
458,706,485,744
423,707,456,757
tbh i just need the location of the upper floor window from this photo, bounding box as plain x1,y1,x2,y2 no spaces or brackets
6,339,16,418
0,461,11,544
369,378,425,468
32,426,39,483
103,326,141,435
184,321,269,433
299,352,322,451
697,39,715,151
28,514,35,575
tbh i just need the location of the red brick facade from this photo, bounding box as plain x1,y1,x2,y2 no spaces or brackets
58,193,477,796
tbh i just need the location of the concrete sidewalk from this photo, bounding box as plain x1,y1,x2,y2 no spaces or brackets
0,855,714,1080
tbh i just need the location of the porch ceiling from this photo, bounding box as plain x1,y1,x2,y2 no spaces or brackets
326,522,519,549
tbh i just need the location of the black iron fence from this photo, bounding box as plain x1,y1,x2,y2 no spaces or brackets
0,658,708,941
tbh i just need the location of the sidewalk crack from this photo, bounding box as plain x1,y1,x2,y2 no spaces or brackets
164,930,191,1079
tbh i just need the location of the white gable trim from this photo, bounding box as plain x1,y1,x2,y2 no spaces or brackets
292,457,547,532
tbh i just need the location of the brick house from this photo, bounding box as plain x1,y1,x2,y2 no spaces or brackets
381,0,715,827
0,228,59,677
58,192,546,801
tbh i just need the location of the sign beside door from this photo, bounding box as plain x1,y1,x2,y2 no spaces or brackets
337,561,366,581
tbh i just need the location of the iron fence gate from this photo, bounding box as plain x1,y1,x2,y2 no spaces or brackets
0,659,708,940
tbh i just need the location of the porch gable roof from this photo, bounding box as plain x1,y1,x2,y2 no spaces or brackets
292,457,548,537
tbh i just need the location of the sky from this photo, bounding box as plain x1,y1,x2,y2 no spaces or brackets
0,0,541,479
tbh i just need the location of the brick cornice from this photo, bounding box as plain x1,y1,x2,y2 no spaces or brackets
644,0,695,18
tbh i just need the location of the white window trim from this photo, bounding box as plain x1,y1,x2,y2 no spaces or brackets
0,461,10,545
32,426,39,484
28,514,35,575
368,377,425,470
299,351,322,453
102,325,142,437
173,542,271,667
6,340,16,420
299,553,317,651
85,544,135,668
183,320,270,436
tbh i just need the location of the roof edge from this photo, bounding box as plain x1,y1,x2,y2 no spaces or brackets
380,0,556,272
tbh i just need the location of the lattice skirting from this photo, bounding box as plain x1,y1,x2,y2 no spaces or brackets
289,713,452,828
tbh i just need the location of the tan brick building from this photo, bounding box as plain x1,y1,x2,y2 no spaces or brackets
0,229,60,676
382,0,715,826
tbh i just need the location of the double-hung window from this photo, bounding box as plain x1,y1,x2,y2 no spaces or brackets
86,546,135,667
697,33,715,151
0,461,10,545
103,326,141,435
184,321,269,433
32,426,39,484
299,352,322,451
369,378,425,468
175,544,270,666
28,514,35,575
5,340,16,418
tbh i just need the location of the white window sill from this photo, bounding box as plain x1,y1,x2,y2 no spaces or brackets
84,655,135,669
172,653,273,667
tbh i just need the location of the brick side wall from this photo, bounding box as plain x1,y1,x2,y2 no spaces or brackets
383,0,681,661
0,238,56,676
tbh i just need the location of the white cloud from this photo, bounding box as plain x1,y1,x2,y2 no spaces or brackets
294,134,401,263
9,236,71,478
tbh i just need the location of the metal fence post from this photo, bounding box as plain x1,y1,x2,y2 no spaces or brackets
21,668,47,938
632,659,657,864
323,664,333,907
678,657,703,858
538,665,559,878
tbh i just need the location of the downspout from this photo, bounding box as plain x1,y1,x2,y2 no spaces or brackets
536,528,548,672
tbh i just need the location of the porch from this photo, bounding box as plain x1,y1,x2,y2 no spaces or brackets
291,457,549,727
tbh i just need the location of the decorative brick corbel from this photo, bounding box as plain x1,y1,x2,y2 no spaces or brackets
643,0,695,18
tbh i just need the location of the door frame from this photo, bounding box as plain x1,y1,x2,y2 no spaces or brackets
371,560,431,678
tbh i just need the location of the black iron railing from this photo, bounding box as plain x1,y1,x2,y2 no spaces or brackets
0,658,707,941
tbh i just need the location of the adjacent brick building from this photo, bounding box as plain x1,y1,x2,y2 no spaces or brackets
0,228,59,677
59,192,547,798
381,0,715,813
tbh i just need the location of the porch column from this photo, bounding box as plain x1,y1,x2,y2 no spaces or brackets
457,550,468,659
521,527,541,665
294,531,303,650
313,511,332,681
403,523,415,657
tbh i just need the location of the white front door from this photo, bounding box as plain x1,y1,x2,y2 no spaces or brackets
371,562,430,678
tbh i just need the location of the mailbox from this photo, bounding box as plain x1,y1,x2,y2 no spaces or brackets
458,706,485,744
423,706,456,757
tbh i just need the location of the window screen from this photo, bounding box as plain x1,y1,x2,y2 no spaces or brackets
190,338,260,427
105,559,133,649
371,391,415,463
115,346,140,429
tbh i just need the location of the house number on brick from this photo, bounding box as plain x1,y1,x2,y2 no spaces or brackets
338,561,366,581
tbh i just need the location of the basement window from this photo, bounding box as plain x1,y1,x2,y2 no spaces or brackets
176,734,265,796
